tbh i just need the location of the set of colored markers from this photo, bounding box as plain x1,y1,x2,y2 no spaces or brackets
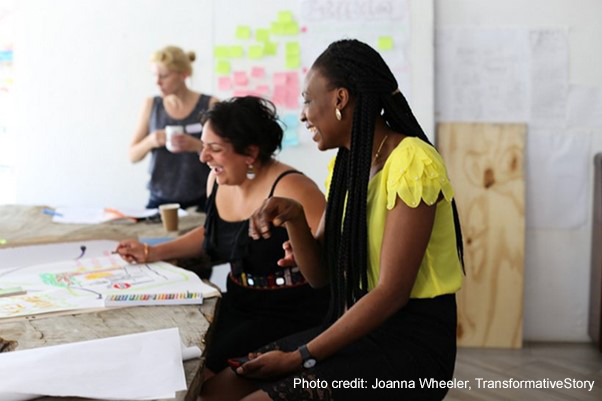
104,292,204,307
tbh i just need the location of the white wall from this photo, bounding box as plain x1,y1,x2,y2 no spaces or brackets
435,0,602,341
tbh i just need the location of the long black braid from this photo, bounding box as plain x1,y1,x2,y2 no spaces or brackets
314,40,465,323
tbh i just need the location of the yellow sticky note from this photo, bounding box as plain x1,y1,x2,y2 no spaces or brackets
284,22,299,35
249,45,264,59
216,60,231,75
285,42,300,55
271,22,286,35
285,54,300,69
378,36,394,51
264,42,278,55
236,26,251,40
229,46,245,58
256,29,270,42
278,11,294,23
214,46,229,58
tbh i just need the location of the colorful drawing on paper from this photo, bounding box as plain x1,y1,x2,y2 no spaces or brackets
0,255,207,319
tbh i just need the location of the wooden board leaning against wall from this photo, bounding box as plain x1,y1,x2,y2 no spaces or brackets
437,123,526,348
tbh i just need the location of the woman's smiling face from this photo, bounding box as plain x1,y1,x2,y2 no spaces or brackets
300,68,352,151
199,121,250,186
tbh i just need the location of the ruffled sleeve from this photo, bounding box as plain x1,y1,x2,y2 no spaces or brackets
385,138,454,209
324,156,337,199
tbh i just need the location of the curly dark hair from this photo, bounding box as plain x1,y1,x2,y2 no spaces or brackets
200,96,283,162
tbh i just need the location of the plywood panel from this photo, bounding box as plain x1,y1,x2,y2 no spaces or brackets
437,122,525,348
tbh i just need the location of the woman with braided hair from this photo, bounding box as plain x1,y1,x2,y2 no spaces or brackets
199,39,464,401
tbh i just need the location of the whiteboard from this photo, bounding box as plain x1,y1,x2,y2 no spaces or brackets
5,0,433,207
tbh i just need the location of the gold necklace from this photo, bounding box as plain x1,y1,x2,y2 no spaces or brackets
373,134,389,164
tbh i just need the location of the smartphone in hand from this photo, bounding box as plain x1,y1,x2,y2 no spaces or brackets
227,356,250,369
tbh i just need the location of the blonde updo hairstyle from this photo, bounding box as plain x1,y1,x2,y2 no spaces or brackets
151,45,195,76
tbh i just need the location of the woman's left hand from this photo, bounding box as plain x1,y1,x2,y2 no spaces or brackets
236,350,301,379
169,134,203,153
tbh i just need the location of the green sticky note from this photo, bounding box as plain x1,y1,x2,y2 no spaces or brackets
278,11,294,23
249,45,264,59
0,238,7,245
378,36,394,51
216,60,231,75
236,25,251,40
285,54,300,69
285,42,300,55
256,29,270,42
271,22,286,35
229,46,245,58
284,22,299,35
264,41,278,55
214,46,229,58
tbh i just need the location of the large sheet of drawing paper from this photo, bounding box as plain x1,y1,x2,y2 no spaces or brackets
0,253,217,320
0,328,186,400
437,122,525,348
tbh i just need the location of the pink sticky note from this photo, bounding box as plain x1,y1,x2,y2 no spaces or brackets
256,85,270,95
273,72,287,86
285,72,299,85
218,77,232,91
233,90,250,97
285,90,299,109
251,67,265,79
301,26,307,33
272,85,287,107
233,71,249,86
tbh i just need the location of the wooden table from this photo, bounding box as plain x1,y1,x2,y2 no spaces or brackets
0,205,219,401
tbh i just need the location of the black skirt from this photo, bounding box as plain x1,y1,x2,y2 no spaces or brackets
256,294,457,401
204,276,330,372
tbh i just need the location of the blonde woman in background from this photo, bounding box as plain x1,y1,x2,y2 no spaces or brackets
130,45,218,210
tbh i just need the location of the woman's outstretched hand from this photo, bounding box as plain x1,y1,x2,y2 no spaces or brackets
115,240,148,264
248,197,304,240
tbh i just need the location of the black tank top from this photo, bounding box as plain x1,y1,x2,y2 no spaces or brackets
147,94,211,203
203,170,302,277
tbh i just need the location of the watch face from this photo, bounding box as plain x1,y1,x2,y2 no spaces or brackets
303,358,316,369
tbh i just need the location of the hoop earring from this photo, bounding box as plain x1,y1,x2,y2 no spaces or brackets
246,164,256,180
335,108,342,121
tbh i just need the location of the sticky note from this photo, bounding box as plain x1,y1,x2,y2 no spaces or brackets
278,11,294,23
285,54,300,69
282,115,300,147
233,71,249,86
272,85,287,107
216,60,231,75
273,72,287,86
214,46,229,58
0,50,13,62
256,29,270,42
271,22,286,35
285,90,299,108
284,22,299,35
218,76,232,91
233,90,250,97
236,26,251,40
285,72,299,85
229,46,245,58
0,238,7,245
256,84,270,95
285,42,300,55
249,45,264,59
251,66,266,78
377,36,394,51
264,42,278,55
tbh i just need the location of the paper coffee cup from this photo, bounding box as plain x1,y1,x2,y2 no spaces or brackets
159,203,180,232
165,125,184,152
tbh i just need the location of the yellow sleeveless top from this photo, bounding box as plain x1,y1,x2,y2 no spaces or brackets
325,137,463,298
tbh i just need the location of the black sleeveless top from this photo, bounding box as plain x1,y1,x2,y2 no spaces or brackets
203,170,301,277
147,94,211,203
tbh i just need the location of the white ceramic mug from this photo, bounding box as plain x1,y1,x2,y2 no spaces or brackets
165,125,184,152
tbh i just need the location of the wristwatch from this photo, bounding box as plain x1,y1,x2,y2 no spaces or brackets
298,344,317,369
